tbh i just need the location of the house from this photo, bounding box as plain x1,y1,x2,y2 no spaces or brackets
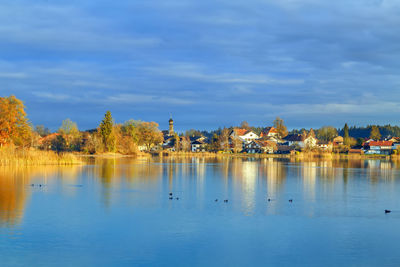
191,140,207,152
260,127,278,138
230,128,259,143
317,141,333,151
283,134,317,149
364,141,393,155
259,135,280,144
332,136,344,146
243,140,277,154
37,133,60,149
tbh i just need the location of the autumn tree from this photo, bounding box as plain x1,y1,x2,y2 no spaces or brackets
99,111,116,152
273,117,288,138
173,133,181,151
231,137,243,153
308,128,316,138
59,118,80,150
136,122,163,151
0,95,31,147
218,128,230,151
121,120,140,144
370,125,381,140
180,136,191,152
317,126,338,141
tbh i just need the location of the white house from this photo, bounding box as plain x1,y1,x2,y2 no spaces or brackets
230,128,259,143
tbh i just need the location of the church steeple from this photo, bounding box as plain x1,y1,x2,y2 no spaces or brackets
169,117,174,136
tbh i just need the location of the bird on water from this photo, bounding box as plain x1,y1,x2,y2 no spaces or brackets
385,209,391,214
289,199,293,203
224,199,228,203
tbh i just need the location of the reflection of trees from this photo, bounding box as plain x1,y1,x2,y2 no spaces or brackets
0,167,29,226
0,165,81,227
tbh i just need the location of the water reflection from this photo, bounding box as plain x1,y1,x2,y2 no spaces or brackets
1,157,400,227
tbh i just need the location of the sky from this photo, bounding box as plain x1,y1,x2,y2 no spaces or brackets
1,0,400,132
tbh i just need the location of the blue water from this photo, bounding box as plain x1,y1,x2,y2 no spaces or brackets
1,157,400,266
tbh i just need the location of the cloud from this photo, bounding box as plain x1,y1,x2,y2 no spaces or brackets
1,0,400,130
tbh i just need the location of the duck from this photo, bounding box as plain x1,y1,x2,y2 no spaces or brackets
289,199,293,203
224,199,228,203
169,197,173,200
169,192,173,196
175,197,179,200
215,199,218,202
267,198,271,202
385,209,391,214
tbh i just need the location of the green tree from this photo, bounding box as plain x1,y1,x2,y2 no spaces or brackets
343,123,351,146
51,135,67,152
240,121,250,130
273,117,288,138
317,126,338,141
99,111,116,152
370,125,381,140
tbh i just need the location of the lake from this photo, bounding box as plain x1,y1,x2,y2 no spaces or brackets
1,157,400,266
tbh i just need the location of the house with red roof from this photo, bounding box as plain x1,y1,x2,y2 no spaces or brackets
229,128,259,143
364,141,393,155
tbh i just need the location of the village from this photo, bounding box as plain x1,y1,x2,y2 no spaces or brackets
160,118,400,156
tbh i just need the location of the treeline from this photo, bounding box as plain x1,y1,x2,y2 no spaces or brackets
38,111,163,154
0,95,163,154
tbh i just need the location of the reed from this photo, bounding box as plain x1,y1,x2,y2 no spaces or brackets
0,147,83,166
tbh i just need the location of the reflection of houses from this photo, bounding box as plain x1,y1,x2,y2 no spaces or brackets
364,141,393,155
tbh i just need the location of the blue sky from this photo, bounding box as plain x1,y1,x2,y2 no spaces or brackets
1,0,400,132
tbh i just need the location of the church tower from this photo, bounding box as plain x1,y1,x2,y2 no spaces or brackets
169,117,174,136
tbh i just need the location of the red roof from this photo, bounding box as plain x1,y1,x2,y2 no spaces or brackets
260,127,277,137
232,128,248,136
38,133,60,145
369,141,393,147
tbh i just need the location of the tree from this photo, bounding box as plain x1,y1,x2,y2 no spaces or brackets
58,119,80,150
173,133,181,151
240,121,250,130
231,137,243,153
343,123,351,146
121,120,140,144
308,128,316,138
99,111,116,152
208,134,220,152
317,126,338,141
370,125,381,140
136,122,163,151
218,128,230,151
35,125,50,137
273,117,288,138
51,135,67,152
0,95,31,147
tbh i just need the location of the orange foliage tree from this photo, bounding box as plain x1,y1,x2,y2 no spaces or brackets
0,96,31,147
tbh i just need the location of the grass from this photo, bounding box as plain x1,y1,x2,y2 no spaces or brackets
0,147,83,166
